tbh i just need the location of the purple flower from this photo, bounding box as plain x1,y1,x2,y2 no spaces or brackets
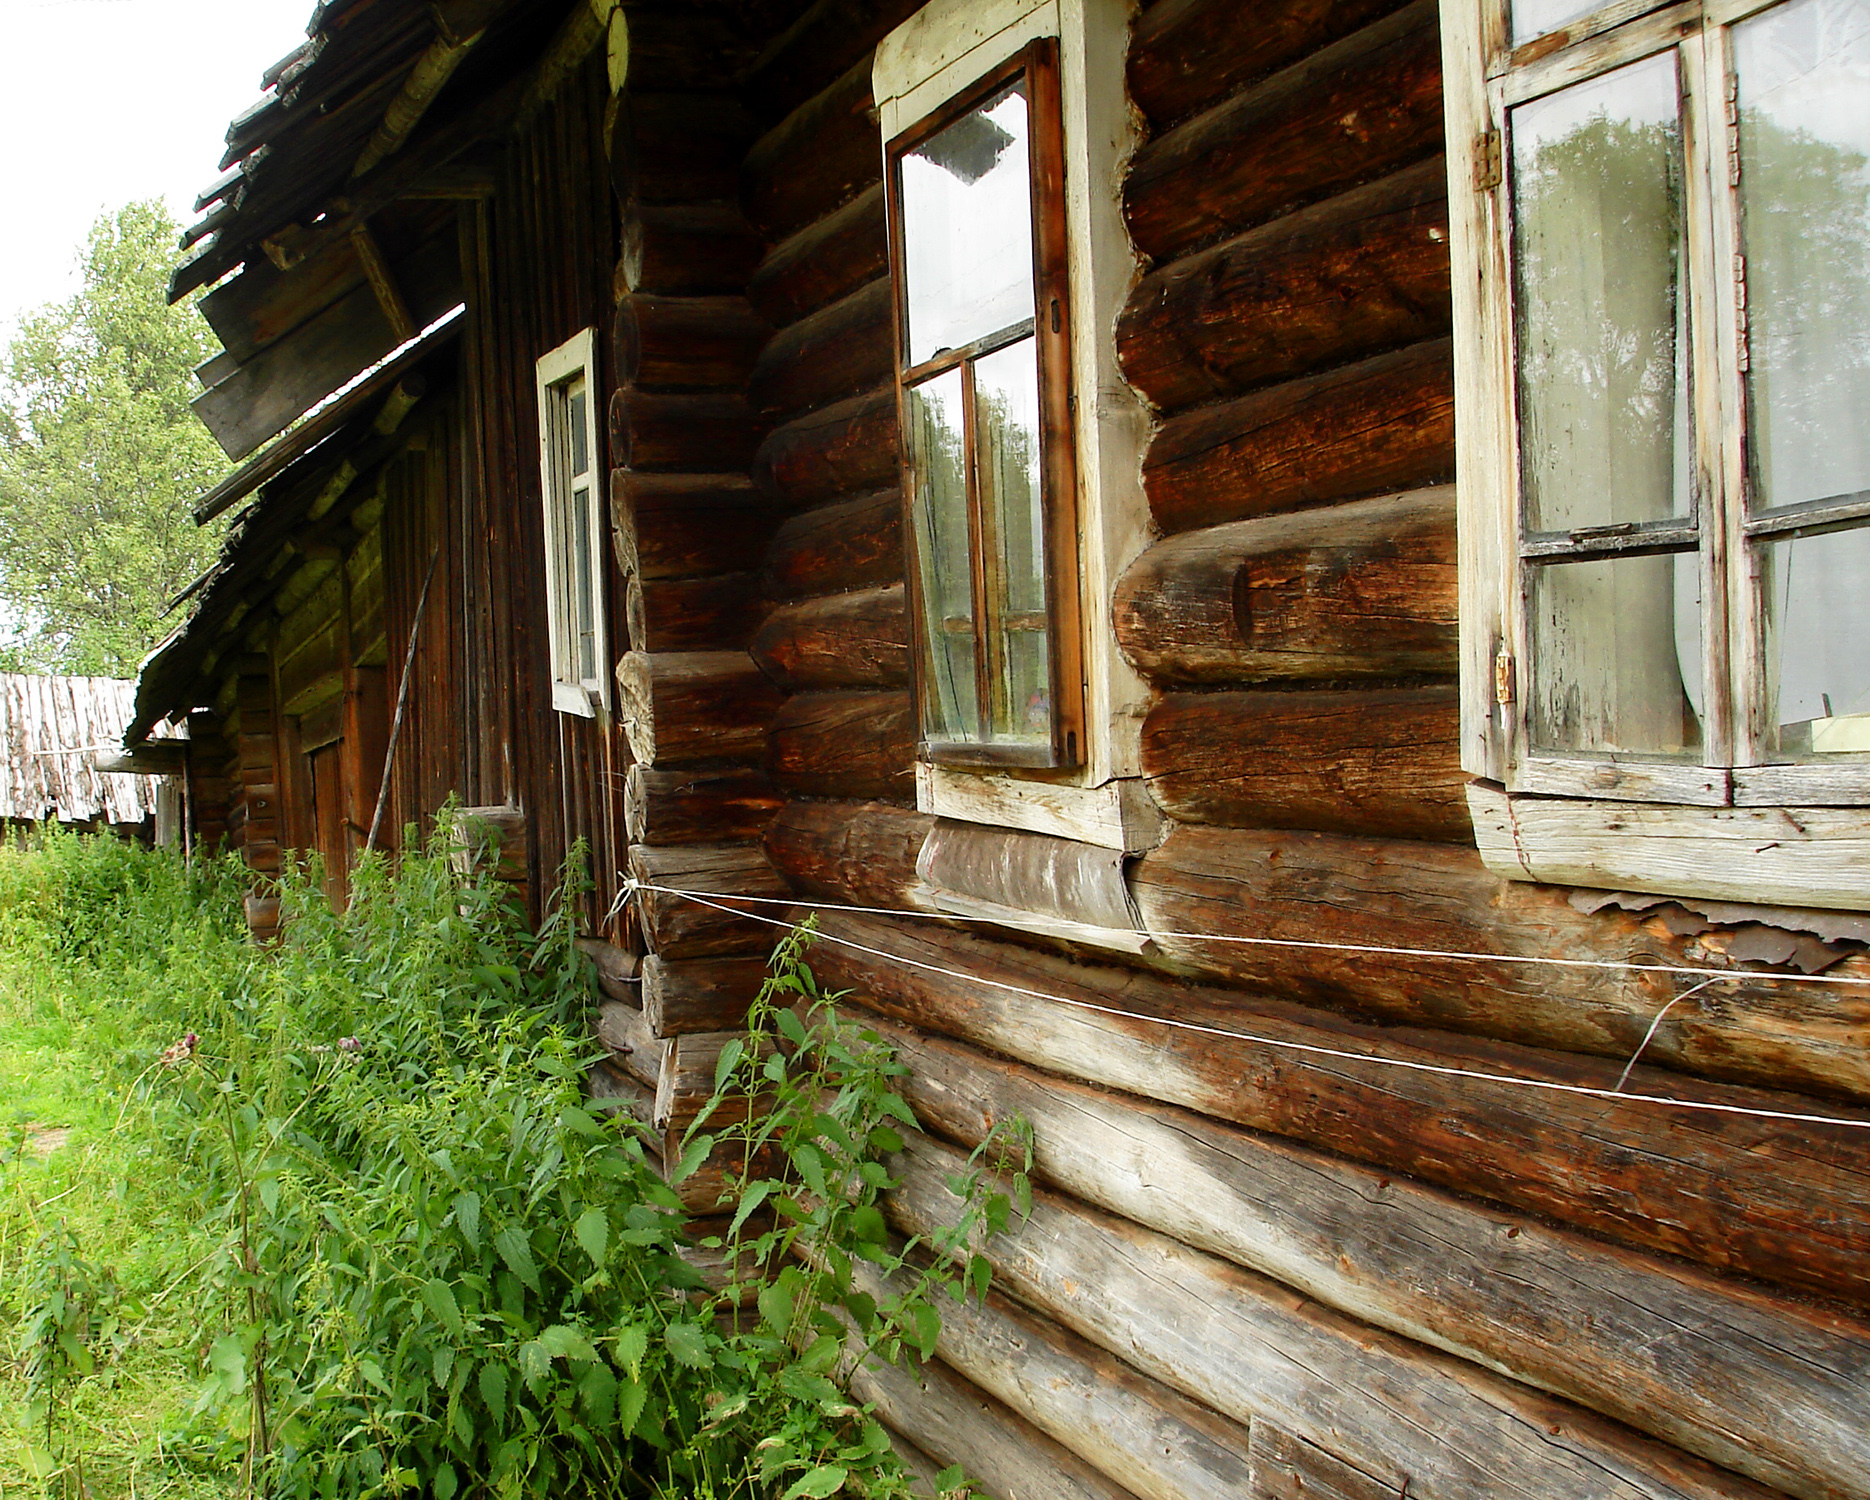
336,1036,362,1053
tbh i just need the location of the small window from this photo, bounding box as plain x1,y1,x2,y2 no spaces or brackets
536,329,608,717
1446,0,1870,905
887,40,1085,770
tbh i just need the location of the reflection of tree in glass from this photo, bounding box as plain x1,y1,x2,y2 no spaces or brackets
974,373,1050,739
1738,112,1870,507
1514,113,1682,527
908,382,976,739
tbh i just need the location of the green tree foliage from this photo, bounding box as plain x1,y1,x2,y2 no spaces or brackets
0,201,231,675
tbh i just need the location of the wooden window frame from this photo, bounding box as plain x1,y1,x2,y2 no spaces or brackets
535,327,609,718
1445,0,1870,908
886,37,1087,772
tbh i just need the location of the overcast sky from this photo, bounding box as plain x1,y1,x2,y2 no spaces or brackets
0,0,312,339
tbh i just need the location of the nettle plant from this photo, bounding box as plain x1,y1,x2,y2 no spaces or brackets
145,838,1028,1500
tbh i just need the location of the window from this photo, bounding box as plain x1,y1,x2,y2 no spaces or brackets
888,40,1083,769
536,329,608,717
1446,0,1870,907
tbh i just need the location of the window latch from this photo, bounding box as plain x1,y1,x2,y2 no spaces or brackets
1494,648,1516,707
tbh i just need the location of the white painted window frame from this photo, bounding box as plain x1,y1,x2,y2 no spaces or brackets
535,327,609,718
1443,0,1870,910
877,0,1163,854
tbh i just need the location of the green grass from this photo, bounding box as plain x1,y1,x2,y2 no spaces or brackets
0,835,250,1496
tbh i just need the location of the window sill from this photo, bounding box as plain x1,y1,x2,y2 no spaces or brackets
1467,782,1870,913
917,763,1165,854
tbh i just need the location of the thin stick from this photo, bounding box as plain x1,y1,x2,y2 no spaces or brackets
366,546,440,853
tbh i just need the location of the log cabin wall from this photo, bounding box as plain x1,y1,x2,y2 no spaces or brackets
722,2,1870,1497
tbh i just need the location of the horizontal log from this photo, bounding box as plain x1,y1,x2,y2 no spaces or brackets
610,472,779,582
748,184,888,329
1142,687,1470,842
767,690,916,803
841,1329,1141,1500
627,841,790,961
626,572,762,653
1144,339,1453,535
1249,1425,1403,1500
654,1029,750,1129
1128,0,1415,129
588,1059,654,1128
615,651,783,767
641,954,772,1037
627,92,757,204
575,936,639,1002
608,389,760,473
748,277,894,422
812,913,1870,1305
625,764,784,847
873,1018,1870,1500
617,202,763,298
745,0,921,121
1113,488,1457,686
841,1250,1256,1500
884,1132,1778,1500
765,487,903,600
612,295,770,393
741,56,881,242
596,998,663,1090
762,797,936,912
1132,823,1870,1104
1126,2,1443,263
1117,160,1451,412
750,585,909,691
610,10,759,96
752,386,901,509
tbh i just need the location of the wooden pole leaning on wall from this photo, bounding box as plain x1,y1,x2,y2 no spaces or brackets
365,545,440,853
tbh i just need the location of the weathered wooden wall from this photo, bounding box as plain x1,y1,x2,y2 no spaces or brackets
711,3,1870,1498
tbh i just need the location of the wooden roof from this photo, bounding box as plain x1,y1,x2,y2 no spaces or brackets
0,675,168,825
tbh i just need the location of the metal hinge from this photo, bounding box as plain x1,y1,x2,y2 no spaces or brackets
1474,129,1503,192
1494,647,1516,707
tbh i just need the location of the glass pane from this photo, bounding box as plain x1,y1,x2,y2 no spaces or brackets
573,482,596,683
1512,0,1604,47
906,369,979,742
1761,524,1870,756
569,380,589,478
899,79,1036,367
973,338,1051,746
1528,552,1704,756
1511,52,1691,535
1734,0,1870,514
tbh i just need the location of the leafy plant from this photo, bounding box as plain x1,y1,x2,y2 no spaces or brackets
15,1222,132,1495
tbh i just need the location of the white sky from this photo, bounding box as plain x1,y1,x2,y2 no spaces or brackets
0,0,313,340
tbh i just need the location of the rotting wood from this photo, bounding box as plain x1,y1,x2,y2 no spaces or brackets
748,278,894,421
641,955,771,1037
1143,339,1453,536
626,572,762,653
811,913,1870,1304
1125,2,1444,263
588,1058,655,1128
741,56,882,242
1116,160,1450,413
1112,487,1457,686
612,294,770,392
654,1030,755,1129
867,1017,1870,1500
764,487,903,600
750,585,909,691
839,1251,1256,1500
1128,0,1416,129
883,1132,1785,1500
610,472,777,582
607,388,760,472
838,1332,1143,1500
748,184,889,328
616,203,763,298
626,842,790,960
615,652,782,768
596,997,665,1090
767,690,916,803
763,798,936,912
1142,687,1470,842
625,765,784,847
752,386,901,508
